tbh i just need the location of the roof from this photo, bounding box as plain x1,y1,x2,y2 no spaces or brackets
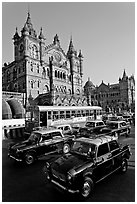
84,78,95,88
107,120,125,124
75,136,116,147
36,105,102,112
33,127,62,135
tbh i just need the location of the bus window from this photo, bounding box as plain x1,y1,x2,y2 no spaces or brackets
77,110,81,117
86,110,89,116
40,112,47,126
90,110,94,116
82,110,86,117
53,111,58,120
60,111,65,119
71,111,76,117
48,111,51,119
66,111,70,118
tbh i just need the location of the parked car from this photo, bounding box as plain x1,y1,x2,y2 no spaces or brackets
8,127,74,165
122,115,132,125
80,120,106,132
44,136,131,199
106,120,131,137
51,124,78,136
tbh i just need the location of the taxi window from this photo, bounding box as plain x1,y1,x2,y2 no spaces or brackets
58,127,63,130
42,134,52,141
86,122,95,127
109,140,119,151
64,126,70,131
50,131,62,139
98,122,104,126
97,143,109,157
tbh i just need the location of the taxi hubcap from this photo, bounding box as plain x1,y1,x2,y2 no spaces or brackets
82,182,91,197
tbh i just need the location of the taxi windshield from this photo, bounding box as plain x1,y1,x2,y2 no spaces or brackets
85,122,95,128
71,141,96,157
29,132,41,143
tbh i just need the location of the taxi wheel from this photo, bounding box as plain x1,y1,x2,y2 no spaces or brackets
63,143,70,154
80,177,94,199
120,159,128,173
25,152,35,165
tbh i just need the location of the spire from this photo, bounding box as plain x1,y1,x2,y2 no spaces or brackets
21,11,37,38
122,69,128,80
67,36,76,57
13,27,20,40
39,27,46,40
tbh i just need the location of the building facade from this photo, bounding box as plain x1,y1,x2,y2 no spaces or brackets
84,70,135,112
2,12,87,107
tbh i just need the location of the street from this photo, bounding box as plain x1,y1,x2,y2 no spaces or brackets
2,125,135,202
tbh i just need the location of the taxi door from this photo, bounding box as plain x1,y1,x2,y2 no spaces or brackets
94,143,113,181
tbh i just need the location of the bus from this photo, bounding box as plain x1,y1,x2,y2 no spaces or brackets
26,106,102,131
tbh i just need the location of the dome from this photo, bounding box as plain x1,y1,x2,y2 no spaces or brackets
84,78,95,89
2,99,12,119
7,99,24,119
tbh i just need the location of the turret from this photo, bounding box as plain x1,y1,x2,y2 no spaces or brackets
67,36,76,94
13,27,20,41
122,69,128,81
39,27,46,65
21,12,37,38
13,27,20,61
78,50,83,76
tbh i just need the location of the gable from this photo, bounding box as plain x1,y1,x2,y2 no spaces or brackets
98,83,109,92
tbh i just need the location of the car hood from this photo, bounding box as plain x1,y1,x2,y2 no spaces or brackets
10,140,34,151
51,152,92,175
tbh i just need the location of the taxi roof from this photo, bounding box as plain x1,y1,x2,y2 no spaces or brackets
75,136,116,146
33,127,62,134
107,120,125,124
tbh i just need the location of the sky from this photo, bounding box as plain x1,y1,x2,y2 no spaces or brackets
2,1,135,86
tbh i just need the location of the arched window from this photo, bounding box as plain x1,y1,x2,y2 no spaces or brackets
76,89,80,95
31,81,33,89
60,72,62,79
13,68,17,80
63,73,66,80
37,64,39,73
31,62,33,72
7,70,10,82
68,89,71,94
58,71,60,78
55,70,57,77
43,85,49,93
47,68,50,77
38,81,40,88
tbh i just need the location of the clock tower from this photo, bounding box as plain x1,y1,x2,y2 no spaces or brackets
3,11,87,107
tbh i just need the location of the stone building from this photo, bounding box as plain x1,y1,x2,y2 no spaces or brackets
84,70,135,112
2,12,87,107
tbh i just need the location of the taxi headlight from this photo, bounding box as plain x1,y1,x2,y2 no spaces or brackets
67,173,72,181
46,162,50,168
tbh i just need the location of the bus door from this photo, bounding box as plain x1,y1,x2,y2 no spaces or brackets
40,111,47,127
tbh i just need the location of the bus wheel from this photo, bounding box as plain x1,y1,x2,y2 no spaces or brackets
63,143,70,154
